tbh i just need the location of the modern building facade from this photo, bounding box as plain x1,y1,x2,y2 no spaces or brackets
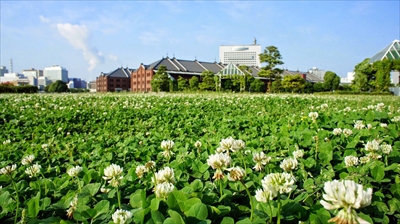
43,65,68,83
96,67,133,92
0,66,8,77
22,68,43,79
68,78,87,89
219,39,262,67
369,39,400,85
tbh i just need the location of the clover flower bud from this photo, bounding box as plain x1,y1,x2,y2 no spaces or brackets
112,209,132,224
354,120,365,130
365,139,380,152
293,149,304,159
161,140,174,151
66,194,78,219
145,161,156,171
261,172,296,196
67,166,83,177
194,140,202,149
103,164,123,187
332,128,342,136
255,188,274,203
227,166,245,182
344,156,358,167
154,167,175,184
308,112,318,122
0,164,17,175
135,165,147,178
25,163,41,178
154,182,175,199
280,158,298,172
380,143,392,154
343,129,353,137
21,155,35,165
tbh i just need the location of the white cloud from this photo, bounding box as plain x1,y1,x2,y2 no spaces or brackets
139,31,163,45
57,23,104,72
108,54,118,61
39,15,51,24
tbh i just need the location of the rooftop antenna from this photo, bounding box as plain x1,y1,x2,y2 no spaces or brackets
173,53,175,58
166,52,168,58
253,37,257,45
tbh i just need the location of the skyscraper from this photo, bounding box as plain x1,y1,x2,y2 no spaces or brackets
43,65,68,83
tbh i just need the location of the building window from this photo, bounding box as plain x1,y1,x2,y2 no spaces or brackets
116,84,120,87
110,79,114,82
110,84,113,87
116,79,120,82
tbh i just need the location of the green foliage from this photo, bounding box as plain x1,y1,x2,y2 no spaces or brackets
189,76,199,91
199,71,216,91
177,76,188,91
373,59,392,92
281,75,306,92
353,58,375,92
1,93,400,223
323,71,340,91
258,46,284,78
46,80,68,93
0,84,38,93
151,65,170,92
249,78,266,93
270,76,283,93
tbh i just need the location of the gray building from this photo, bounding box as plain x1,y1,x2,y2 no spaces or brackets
0,66,8,77
43,65,68,83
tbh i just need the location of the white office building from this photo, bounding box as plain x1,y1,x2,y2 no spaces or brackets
0,66,8,77
22,68,43,79
341,72,355,84
219,39,262,67
43,65,68,83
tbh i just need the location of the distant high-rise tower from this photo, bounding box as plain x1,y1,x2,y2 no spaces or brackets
10,58,13,73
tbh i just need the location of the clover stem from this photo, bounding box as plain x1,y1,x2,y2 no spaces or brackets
11,177,19,224
268,201,273,223
277,194,282,224
116,186,121,209
240,180,254,221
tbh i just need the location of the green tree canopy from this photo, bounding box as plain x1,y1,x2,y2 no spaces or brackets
281,75,306,93
373,59,392,92
352,58,375,92
189,76,199,91
258,46,284,92
47,80,68,93
323,71,340,91
177,76,188,91
151,65,170,92
199,70,216,91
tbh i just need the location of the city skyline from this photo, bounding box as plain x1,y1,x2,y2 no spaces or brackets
1,1,399,81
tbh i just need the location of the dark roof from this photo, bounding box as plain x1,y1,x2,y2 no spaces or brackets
102,67,134,78
281,70,323,83
146,57,226,75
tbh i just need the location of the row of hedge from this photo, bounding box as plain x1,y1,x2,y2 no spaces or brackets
314,90,394,95
0,85,38,93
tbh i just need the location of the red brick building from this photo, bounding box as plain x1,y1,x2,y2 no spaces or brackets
131,57,225,92
96,67,134,92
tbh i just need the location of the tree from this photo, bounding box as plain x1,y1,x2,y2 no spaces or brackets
258,46,284,91
323,71,340,91
151,65,170,92
177,76,188,91
352,58,375,92
281,75,306,93
199,70,215,91
48,80,68,93
313,82,325,92
249,78,266,92
270,76,283,93
373,59,392,92
189,76,199,90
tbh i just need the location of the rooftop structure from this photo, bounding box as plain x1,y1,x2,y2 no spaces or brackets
370,39,400,63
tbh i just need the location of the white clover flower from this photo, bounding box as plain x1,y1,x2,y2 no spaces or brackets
154,167,175,184
261,172,296,196
154,182,175,199
227,166,246,182
320,103,329,110
194,140,202,149
207,153,231,170
0,164,17,175
380,143,392,155
380,123,388,128
344,156,358,167
252,152,271,171
343,129,353,138
41,144,48,149
359,156,370,164
255,188,273,203
367,152,382,160
365,139,380,152
354,120,365,130
67,166,83,177
66,194,78,218
135,165,148,178
293,150,304,159
218,137,235,153
21,155,35,165
25,163,42,178
376,103,385,111
112,209,133,224
145,161,156,171
57,127,62,132
391,116,400,122
320,179,372,224
343,107,351,112
308,112,318,122
100,187,110,193
2,139,11,145
280,158,298,172
161,140,174,151
232,139,246,151
103,164,123,187
367,124,373,130
332,128,342,136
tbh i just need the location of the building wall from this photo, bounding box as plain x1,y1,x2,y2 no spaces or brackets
131,66,154,92
219,45,261,67
44,66,68,83
96,76,130,92
1,66,9,77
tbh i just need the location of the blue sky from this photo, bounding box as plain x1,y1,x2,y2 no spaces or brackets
1,1,399,81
